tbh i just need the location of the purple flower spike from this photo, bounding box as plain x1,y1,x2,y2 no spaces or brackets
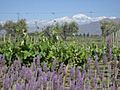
16,83,22,90
43,62,48,72
111,84,116,90
3,76,10,90
87,55,91,69
103,51,107,64
94,55,99,71
70,67,75,80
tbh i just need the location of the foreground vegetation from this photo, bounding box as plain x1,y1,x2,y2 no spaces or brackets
0,53,120,90
0,19,120,89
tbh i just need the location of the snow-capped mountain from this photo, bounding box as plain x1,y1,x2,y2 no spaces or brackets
28,14,117,26
27,14,119,35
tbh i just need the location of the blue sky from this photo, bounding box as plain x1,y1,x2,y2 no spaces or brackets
0,0,120,21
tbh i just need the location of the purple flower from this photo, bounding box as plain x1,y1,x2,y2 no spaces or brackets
47,71,51,81
94,55,100,73
24,68,32,81
28,76,37,90
58,62,65,74
103,51,107,64
109,47,112,60
43,62,48,72
33,70,38,77
33,56,40,67
58,74,63,85
51,60,57,71
69,81,75,90
93,75,97,89
82,68,86,79
31,62,36,71
88,68,92,79
0,54,5,67
87,55,91,69
36,56,41,67
111,84,116,90
16,83,22,90
53,74,58,90
76,67,81,79
99,72,104,81
70,67,75,80
25,84,29,90
38,67,42,76
3,76,10,90
13,59,21,71
85,84,90,90
37,77,43,88
43,73,47,82
19,66,26,78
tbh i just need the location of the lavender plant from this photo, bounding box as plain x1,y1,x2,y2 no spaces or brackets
0,54,119,90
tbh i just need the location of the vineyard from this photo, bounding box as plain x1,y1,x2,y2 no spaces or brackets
0,19,120,90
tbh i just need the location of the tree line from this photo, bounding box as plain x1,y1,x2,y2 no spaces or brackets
0,18,120,39
0,19,79,40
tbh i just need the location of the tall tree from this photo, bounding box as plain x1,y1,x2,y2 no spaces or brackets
3,21,16,35
3,19,27,36
15,19,28,35
100,20,120,37
62,22,69,40
68,21,79,36
0,23,2,30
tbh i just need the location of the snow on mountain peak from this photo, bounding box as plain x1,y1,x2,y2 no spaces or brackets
46,14,117,25
26,14,118,34
27,13,117,28
73,14,91,20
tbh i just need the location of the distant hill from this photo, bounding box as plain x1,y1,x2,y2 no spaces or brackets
78,18,120,35
79,21,101,35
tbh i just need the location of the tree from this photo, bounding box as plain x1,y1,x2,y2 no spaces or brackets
68,21,79,36
3,19,28,36
41,21,79,40
43,26,52,38
100,20,120,45
15,19,28,35
51,23,62,35
0,23,3,30
3,20,16,35
61,21,79,40
83,33,86,37
100,20,120,37
87,33,90,37
62,22,69,40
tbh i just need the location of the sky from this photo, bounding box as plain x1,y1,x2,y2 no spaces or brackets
0,0,120,21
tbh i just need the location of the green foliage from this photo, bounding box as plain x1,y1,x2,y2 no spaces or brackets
68,21,79,35
0,31,108,68
3,19,28,36
15,19,28,35
100,20,120,37
3,21,16,35
42,21,79,40
1,30,120,68
113,46,120,60
1,20,120,68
